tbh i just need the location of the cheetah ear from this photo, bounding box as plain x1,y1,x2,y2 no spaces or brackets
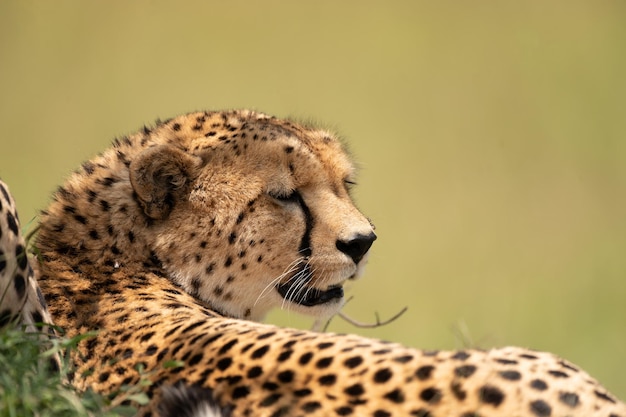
129,145,201,220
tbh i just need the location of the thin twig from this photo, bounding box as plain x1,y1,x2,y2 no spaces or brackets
337,306,408,329
317,296,408,332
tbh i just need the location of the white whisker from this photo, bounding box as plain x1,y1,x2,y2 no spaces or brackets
254,257,303,307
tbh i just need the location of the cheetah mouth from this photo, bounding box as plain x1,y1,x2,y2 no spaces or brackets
276,263,345,307
276,282,344,307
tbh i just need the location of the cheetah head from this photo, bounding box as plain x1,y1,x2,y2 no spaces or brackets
128,111,375,321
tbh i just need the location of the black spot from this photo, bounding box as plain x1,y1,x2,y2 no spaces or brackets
98,177,118,187
317,342,334,350
344,383,365,396
373,368,393,383
206,263,215,275
127,230,135,242
13,273,25,299
228,232,237,244
144,345,158,356
316,357,333,369
594,390,617,404
172,123,181,131
181,321,204,334
98,371,110,383
530,379,548,391
277,350,293,362
233,385,250,399
294,388,312,397
15,244,27,269
74,214,87,224
216,357,232,371
6,212,18,235
454,365,476,378
190,277,201,293
187,353,203,366
344,356,363,369
393,355,414,363
89,230,99,239
0,250,5,273
224,257,232,267
548,370,569,378
157,348,170,362
520,353,539,360
319,374,336,386
410,409,432,417
451,351,470,360
335,406,353,416
140,331,155,342
420,387,442,404
0,183,9,203
384,388,405,403
301,401,321,413
32,311,43,324
499,370,521,381
218,338,238,355
99,200,110,211
247,366,263,378
87,189,97,203
495,358,518,365
257,331,276,340
282,340,297,349
260,393,282,407
450,381,467,400
299,352,313,365
479,385,504,407
559,392,579,408
558,360,580,373
277,370,294,383
416,365,435,380
251,345,270,359
529,400,552,416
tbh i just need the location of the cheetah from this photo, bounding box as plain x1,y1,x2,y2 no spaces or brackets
0,179,54,334
4,110,624,416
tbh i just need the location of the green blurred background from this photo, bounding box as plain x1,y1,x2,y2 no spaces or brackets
1,0,625,399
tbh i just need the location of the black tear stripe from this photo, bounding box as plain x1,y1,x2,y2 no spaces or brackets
295,192,314,257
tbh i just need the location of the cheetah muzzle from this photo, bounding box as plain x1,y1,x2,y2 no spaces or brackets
276,230,376,307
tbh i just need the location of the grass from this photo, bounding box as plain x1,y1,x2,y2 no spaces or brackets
0,323,152,417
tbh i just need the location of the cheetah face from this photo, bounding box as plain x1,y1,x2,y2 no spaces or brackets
130,112,375,321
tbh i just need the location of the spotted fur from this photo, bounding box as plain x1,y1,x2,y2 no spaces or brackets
0,179,54,334
2,110,624,416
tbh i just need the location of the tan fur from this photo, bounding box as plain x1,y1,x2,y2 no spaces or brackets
21,110,625,416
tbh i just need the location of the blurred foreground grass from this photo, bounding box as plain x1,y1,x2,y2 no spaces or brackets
1,0,625,399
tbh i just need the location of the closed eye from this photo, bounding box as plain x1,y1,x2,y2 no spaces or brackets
268,190,298,204
344,179,357,191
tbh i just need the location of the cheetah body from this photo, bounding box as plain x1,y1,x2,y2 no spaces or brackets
0,110,624,417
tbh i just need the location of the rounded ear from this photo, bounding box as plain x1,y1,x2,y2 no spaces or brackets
129,145,201,220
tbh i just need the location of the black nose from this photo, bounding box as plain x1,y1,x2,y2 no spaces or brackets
336,232,377,264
